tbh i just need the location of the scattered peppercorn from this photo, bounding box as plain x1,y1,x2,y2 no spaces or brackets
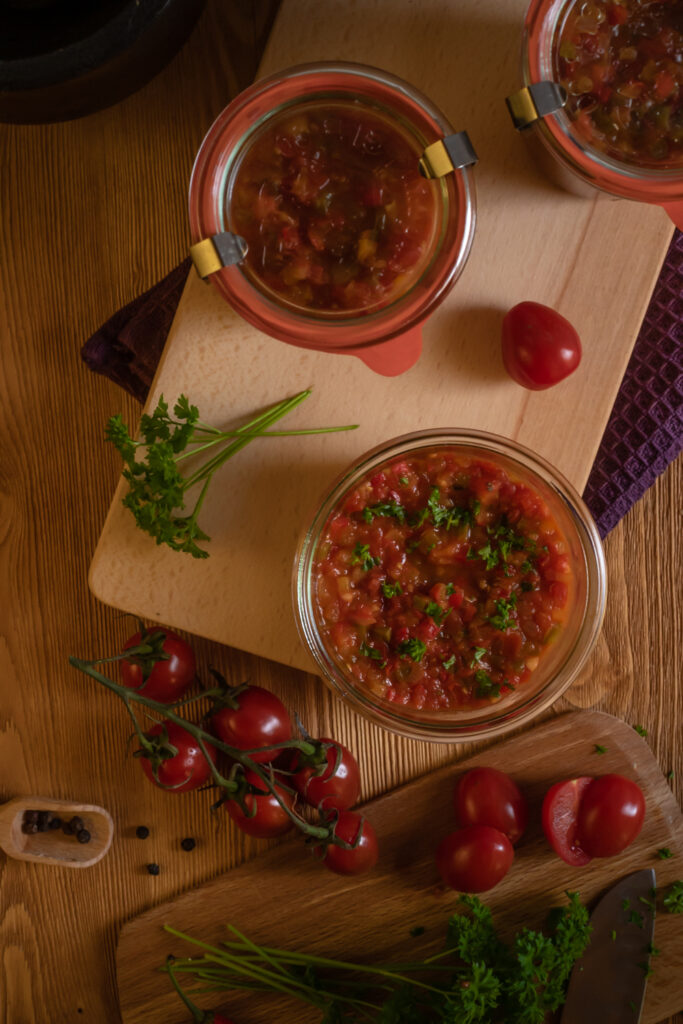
70,816,84,832
62,820,74,836
37,811,51,832
49,817,61,830
136,825,150,840
146,863,160,876
180,837,196,852
76,829,91,844
24,810,39,824
21,821,39,835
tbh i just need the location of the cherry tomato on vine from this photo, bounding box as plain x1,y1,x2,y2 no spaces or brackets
121,627,196,704
138,721,216,793
541,776,594,866
210,685,291,763
224,769,294,839
454,767,528,845
502,301,582,390
577,774,646,858
317,810,378,876
292,738,360,811
436,825,514,893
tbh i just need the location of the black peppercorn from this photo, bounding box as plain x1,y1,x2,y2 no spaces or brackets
22,821,39,834
70,816,84,832
37,811,51,832
24,810,39,824
180,837,196,852
135,825,150,840
62,820,74,835
49,817,61,830
146,863,160,875
76,829,91,844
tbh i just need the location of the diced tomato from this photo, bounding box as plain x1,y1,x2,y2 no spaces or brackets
654,70,676,100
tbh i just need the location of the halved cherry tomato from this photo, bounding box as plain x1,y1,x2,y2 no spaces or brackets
291,738,360,811
210,685,291,764
138,721,216,793
502,301,582,390
121,627,196,704
541,776,594,866
454,767,529,845
224,770,294,839
577,774,645,857
436,825,514,893
317,811,378,875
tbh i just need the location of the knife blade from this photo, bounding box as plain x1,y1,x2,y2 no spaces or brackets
560,868,656,1024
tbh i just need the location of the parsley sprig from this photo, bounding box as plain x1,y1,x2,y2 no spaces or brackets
161,891,591,1023
106,389,357,559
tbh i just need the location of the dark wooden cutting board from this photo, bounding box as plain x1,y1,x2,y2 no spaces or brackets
116,711,683,1023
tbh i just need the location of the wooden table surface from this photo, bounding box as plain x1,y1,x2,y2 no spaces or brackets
0,2,680,1022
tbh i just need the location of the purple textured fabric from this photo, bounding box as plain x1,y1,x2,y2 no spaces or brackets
81,238,683,535
582,229,683,536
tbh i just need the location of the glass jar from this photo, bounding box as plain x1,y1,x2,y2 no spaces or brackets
189,62,477,375
514,0,683,229
293,429,607,743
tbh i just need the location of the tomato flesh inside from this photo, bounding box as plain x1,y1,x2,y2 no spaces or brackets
541,776,594,866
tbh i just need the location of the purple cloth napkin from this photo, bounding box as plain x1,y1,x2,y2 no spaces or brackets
82,238,683,537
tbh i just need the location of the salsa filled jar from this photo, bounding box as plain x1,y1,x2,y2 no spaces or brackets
512,0,683,225
294,431,606,742
188,62,477,374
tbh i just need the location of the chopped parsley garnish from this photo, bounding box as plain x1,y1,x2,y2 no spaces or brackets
445,582,455,596
627,910,644,928
359,641,384,664
656,847,673,860
594,744,607,755
667,769,675,782
488,594,517,631
520,559,533,574
621,898,631,912
350,543,380,571
424,600,450,626
442,655,456,671
476,542,499,570
410,508,431,529
398,638,427,663
475,671,500,700
610,929,617,941
633,724,648,737
470,647,487,668
381,581,403,598
662,880,683,913
399,476,410,486
427,488,472,530
362,500,406,524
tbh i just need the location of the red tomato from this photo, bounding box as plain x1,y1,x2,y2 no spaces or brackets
139,721,216,793
577,774,645,857
454,767,529,845
224,770,294,839
436,826,514,893
211,685,291,763
501,301,582,391
292,739,361,811
541,776,594,866
317,811,379,875
121,627,196,704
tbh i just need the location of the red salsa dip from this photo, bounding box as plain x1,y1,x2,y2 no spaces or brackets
555,0,683,167
229,101,437,314
313,450,575,712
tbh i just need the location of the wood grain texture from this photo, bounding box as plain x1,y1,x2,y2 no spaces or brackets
0,0,680,1022
89,0,674,671
116,711,683,1024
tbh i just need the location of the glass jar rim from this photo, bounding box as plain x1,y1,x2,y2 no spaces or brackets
188,61,476,350
522,0,683,204
293,428,607,743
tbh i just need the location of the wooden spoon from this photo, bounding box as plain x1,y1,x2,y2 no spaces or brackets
0,796,113,868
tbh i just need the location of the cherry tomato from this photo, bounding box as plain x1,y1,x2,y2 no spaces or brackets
317,811,379,875
436,826,514,893
502,301,582,390
121,627,196,704
211,685,291,763
139,721,216,793
454,767,528,845
541,776,594,866
577,774,646,858
224,770,294,839
292,738,361,811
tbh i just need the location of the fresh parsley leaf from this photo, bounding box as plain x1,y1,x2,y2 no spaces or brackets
594,744,607,755
398,638,426,663
488,594,517,631
362,500,406,525
382,581,403,598
351,543,380,572
424,600,450,626
427,488,472,531
399,476,410,486
476,543,499,570
633,724,648,737
442,655,456,671
359,641,384,664
520,559,533,574
662,880,683,913
656,847,673,860
470,647,487,668
445,582,455,596
475,670,500,700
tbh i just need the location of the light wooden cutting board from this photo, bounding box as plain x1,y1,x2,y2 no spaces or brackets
116,711,683,1023
89,0,674,670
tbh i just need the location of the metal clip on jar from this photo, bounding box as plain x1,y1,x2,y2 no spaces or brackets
507,0,683,231
189,62,477,376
